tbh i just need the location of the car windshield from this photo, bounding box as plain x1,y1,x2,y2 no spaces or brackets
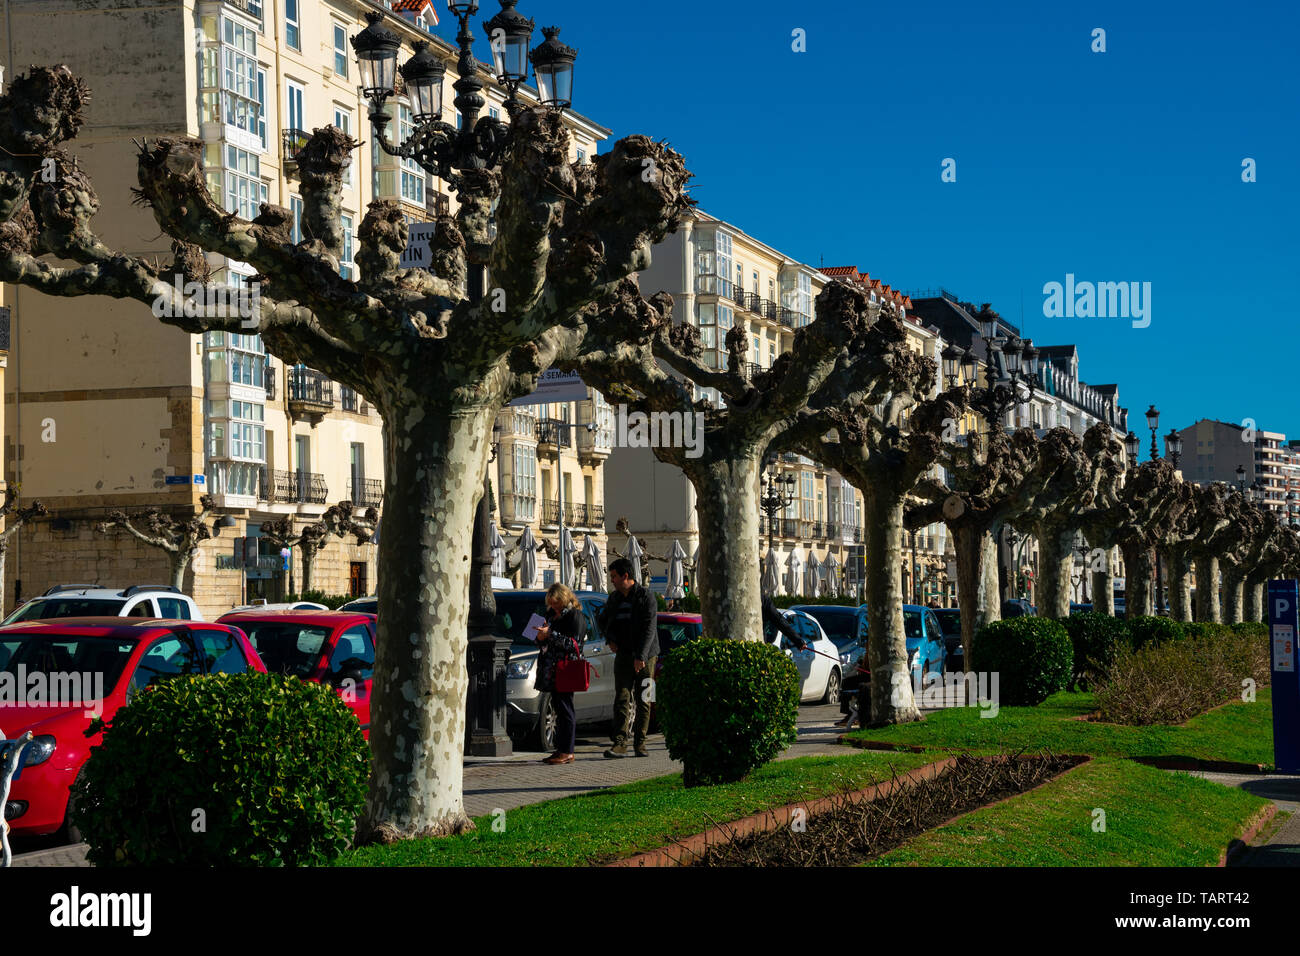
238,623,331,678
0,633,134,701
904,610,923,641
340,599,377,615
795,607,858,649
657,620,701,655
3,598,128,625
933,609,960,636
493,594,549,651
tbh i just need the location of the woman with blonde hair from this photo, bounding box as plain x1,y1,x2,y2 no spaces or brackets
533,582,587,764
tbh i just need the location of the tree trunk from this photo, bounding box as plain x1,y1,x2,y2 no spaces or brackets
1221,568,1244,624
0,541,7,616
1091,566,1114,615
301,541,318,595
687,455,763,642
359,399,494,843
1121,542,1153,617
1195,556,1220,623
169,552,189,592
1035,524,1074,620
1244,580,1264,623
952,523,1000,668
1166,547,1192,622
861,486,920,727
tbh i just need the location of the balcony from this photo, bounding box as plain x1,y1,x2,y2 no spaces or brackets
221,0,263,19
779,308,801,329
760,299,780,321
535,418,573,448
499,493,537,528
695,274,734,299
264,363,277,400
347,478,384,508
540,500,604,529
427,191,450,218
576,420,613,463
282,128,310,169
287,367,333,419
261,468,328,505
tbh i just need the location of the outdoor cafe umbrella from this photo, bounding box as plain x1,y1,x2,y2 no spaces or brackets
559,526,577,589
626,533,645,585
805,552,822,598
822,552,840,597
581,535,604,592
666,539,687,600
786,548,804,597
517,527,540,588
763,548,781,595
490,524,507,578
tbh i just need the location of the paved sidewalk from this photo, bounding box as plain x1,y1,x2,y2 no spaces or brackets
1188,770,1300,867
11,703,857,867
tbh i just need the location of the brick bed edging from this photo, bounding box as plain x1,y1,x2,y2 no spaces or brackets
605,757,960,867
1219,804,1277,867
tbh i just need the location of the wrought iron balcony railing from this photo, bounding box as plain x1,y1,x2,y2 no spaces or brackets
287,367,333,409
347,477,384,508
535,418,572,447
540,500,605,528
260,467,328,505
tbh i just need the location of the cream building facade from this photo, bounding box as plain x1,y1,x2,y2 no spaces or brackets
0,0,608,615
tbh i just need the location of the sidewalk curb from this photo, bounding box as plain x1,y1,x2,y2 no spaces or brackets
1220,804,1278,867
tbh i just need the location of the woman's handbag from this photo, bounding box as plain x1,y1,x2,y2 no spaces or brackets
555,649,596,693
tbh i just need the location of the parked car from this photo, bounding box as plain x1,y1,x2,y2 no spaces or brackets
217,609,377,737
229,601,329,612
494,589,613,752
1113,596,1127,619
649,612,704,732
1001,599,1036,618
763,608,842,705
338,577,515,617
1069,602,1093,615
0,618,265,840
3,585,203,625
932,607,963,670
903,605,950,685
789,604,869,656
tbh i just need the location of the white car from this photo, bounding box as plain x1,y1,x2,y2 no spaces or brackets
2,585,203,623
770,608,842,705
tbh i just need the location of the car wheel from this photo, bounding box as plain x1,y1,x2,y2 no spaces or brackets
531,692,557,753
820,668,841,706
62,767,87,845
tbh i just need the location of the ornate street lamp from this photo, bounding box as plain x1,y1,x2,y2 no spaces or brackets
352,12,401,102
1164,429,1182,469
483,0,534,114
1125,430,1140,468
213,513,237,536
960,347,976,385
1236,464,1247,492
530,27,576,111
399,41,448,123
1145,404,1160,461
941,343,963,389
1021,338,1039,383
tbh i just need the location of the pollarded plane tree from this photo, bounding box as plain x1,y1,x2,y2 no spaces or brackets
564,277,891,647
1245,524,1300,623
1156,479,1204,623
260,500,378,595
0,66,691,841
94,493,217,592
1009,423,1127,620
782,293,970,726
1183,484,1239,624
0,489,47,613
1217,498,1275,624
1077,459,1187,617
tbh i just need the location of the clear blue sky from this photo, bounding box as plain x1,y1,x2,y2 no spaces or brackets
447,1,1300,441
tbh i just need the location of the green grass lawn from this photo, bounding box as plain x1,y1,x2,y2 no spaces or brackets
337,750,934,867
846,688,1275,768
869,756,1269,866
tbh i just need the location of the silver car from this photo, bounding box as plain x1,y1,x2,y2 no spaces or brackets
495,589,616,752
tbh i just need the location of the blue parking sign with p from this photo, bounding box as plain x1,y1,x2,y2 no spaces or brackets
1268,579,1300,773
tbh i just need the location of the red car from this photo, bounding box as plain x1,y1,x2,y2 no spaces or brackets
217,610,376,737
0,618,265,840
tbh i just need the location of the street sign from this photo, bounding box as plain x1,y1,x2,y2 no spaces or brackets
164,475,190,485
399,222,440,269
509,368,589,406
193,474,206,485
1268,579,1300,772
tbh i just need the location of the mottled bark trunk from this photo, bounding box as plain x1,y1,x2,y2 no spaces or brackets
1195,556,1220,623
1244,580,1264,623
1121,542,1153,617
861,486,920,727
1221,567,1244,624
1166,547,1192,622
1091,566,1114,615
952,523,1000,667
359,400,493,843
301,542,318,595
169,552,189,592
688,456,763,642
1036,524,1075,620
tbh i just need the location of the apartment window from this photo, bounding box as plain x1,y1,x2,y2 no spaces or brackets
801,472,814,520
488,106,500,120
752,270,759,294
398,106,425,204
511,443,537,521
576,148,586,164
333,23,348,77
203,145,267,221
333,107,353,186
256,70,267,148
341,214,355,279
285,0,300,50
769,343,775,365
718,304,734,330
350,442,365,487
752,335,760,364
286,79,305,135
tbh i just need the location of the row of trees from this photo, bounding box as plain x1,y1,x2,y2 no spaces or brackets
2,66,1296,843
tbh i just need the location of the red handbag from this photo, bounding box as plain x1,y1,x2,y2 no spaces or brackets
555,641,596,693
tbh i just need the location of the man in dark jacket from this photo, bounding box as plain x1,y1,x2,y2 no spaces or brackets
598,558,659,757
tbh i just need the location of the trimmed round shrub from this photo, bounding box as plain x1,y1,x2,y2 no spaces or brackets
657,637,800,787
969,617,1072,706
1061,612,1128,690
1126,615,1185,650
74,672,368,866
1230,621,1267,637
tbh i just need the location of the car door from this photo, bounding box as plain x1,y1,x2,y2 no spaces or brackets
127,633,204,700
782,612,815,699
191,627,254,675
157,597,192,621
327,623,375,735
578,599,613,721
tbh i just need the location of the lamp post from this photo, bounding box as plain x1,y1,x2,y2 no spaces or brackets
355,1,578,757
759,454,797,572
975,309,1039,437
1237,464,1247,493
1125,430,1140,469
1145,404,1160,462
1164,429,1182,470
